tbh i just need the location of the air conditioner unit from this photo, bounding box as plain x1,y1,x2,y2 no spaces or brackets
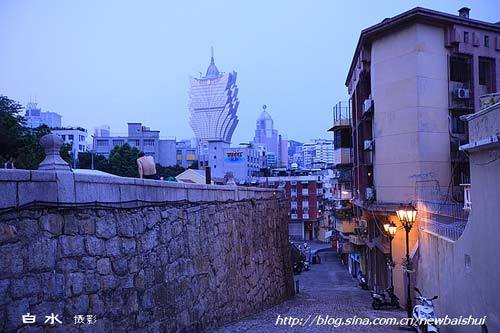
363,98,373,113
454,88,470,99
364,140,373,151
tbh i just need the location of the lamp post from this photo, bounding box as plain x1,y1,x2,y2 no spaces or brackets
383,221,397,289
396,203,417,319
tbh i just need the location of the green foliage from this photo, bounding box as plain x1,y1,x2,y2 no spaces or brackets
0,96,25,161
108,143,140,177
77,152,110,172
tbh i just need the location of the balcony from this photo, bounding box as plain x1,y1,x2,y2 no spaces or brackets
291,214,298,220
330,101,351,129
349,234,365,246
335,219,357,234
333,148,352,165
303,213,309,219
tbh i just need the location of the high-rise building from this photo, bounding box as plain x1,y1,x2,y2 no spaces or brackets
302,139,334,169
188,50,239,151
253,105,281,167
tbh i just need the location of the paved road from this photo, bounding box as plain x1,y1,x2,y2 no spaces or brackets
215,250,405,332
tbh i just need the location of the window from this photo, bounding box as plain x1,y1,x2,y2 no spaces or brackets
484,35,490,47
96,140,108,147
450,55,472,83
129,139,140,146
68,135,74,140
463,31,469,43
61,135,66,140
112,140,124,146
479,57,496,93
144,139,155,146
79,135,85,141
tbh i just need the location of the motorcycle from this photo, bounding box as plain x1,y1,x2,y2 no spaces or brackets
371,287,399,310
412,287,439,333
357,272,368,290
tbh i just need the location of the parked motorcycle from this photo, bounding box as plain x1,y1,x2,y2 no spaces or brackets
371,287,399,310
357,272,368,290
412,287,439,333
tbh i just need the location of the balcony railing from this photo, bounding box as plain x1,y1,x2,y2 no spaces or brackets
331,101,351,128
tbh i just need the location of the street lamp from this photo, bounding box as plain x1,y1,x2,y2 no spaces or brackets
383,222,398,289
396,203,417,319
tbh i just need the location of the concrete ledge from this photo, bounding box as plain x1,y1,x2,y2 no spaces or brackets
0,170,280,209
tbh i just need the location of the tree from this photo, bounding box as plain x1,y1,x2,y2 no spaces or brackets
108,143,140,177
0,96,25,163
1,96,73,169
77,152,110,172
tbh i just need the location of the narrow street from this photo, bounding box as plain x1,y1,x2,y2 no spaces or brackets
216,250,405,332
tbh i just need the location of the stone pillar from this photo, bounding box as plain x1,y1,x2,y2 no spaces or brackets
38,133,71,171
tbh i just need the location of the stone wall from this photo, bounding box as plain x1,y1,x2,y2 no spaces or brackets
0,170,294,332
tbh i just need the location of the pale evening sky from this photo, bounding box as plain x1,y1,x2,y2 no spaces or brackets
1,0,498,144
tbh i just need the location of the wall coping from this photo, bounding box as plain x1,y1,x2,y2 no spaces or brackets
0,169,281,210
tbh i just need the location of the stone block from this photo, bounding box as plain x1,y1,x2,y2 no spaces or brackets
66,272,85,296
80,256,97,270
112,258,128,276
60,236,85,257
105,237,121,257
85,237,104,256
39,272,64,300
116,216,134,237
10,276,41,298
89,294,105,316
39,214,63,235
0,243,24,278
121,238,136,255
100,274,117,290
139,230,158,252
0,182,17,209
18,181,58,206
27,238,56,271
95,215,117,239
56,171,76,203
84,273,100,293
65,294,89,315
96,258,111,275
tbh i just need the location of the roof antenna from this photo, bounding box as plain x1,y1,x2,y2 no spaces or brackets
210,46,214,63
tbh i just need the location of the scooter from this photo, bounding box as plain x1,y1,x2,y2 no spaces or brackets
357,272,368,290
412,287,439,333
371,287,399,310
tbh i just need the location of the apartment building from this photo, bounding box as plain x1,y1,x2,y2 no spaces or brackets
258,174,324,241
344,7,500,300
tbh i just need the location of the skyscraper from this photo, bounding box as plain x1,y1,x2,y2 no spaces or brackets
253,105,279,167
188,50,239,146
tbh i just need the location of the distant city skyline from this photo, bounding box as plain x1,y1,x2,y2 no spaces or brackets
1,0,497,144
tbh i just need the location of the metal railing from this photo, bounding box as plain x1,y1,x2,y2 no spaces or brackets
415,180,469,242
332,101,352,127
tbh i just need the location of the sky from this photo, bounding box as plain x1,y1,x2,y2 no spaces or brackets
1,0,498,144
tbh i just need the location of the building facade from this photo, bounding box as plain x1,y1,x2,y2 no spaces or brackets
257,173,325,241
24,102,62,129
175,139,198,168
302,139,335,169
93,123,177,167
52,127,88,166
342,6,500,303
